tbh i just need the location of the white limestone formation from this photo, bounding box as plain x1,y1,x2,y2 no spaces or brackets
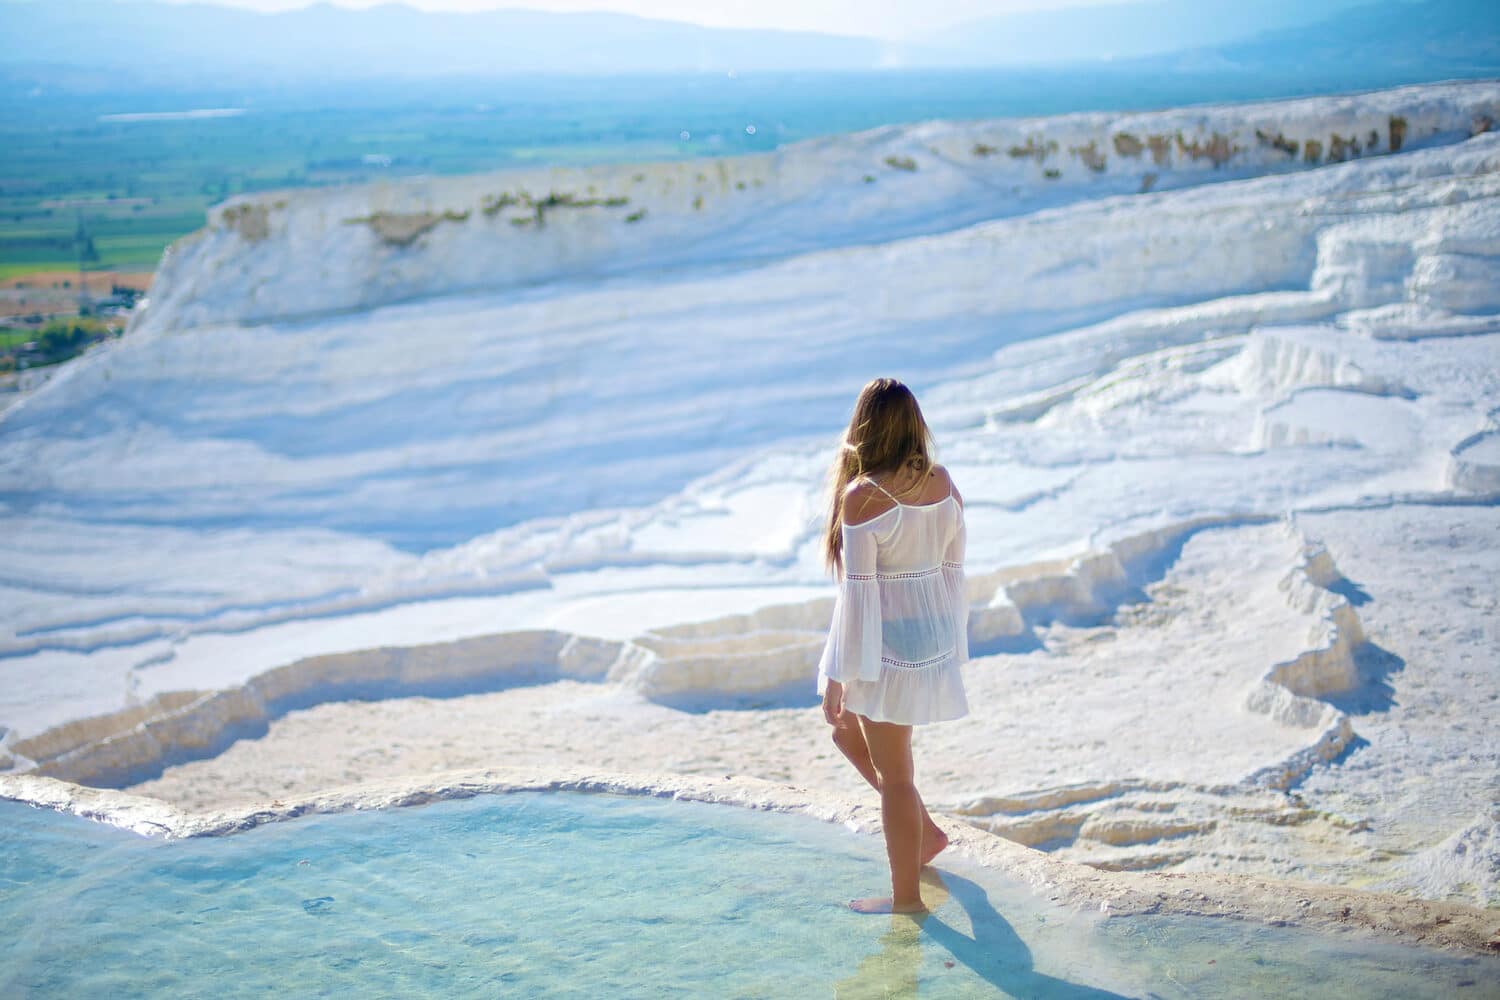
128,80,1500,334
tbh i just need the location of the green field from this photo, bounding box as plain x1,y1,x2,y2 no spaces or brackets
0,328,35,350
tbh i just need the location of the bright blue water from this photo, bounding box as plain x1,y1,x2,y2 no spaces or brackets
2,793,1496,998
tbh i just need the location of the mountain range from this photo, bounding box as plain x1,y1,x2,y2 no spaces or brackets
0,0,1495,87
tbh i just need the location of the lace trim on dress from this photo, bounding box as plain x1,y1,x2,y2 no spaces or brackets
877,566,944,580
881,648,956,670
843,566,961,582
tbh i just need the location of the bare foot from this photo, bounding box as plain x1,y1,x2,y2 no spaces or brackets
920,827,949,867
849,896,928,914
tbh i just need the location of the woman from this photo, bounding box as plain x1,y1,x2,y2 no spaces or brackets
819,377,969,914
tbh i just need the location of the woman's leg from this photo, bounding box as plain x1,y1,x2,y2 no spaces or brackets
850,715,925,913
831,712,880,786
832,715,948,865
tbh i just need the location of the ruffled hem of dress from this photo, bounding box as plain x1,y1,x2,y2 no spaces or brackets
839,661,968,726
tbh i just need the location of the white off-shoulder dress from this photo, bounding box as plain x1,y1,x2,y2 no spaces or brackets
816,480,969,725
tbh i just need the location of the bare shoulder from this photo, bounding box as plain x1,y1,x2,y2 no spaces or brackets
842,479,896,526
932,464,963,506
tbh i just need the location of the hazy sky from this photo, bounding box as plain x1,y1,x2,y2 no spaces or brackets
156,0,1140,40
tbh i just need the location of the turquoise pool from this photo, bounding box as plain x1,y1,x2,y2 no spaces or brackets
1,793,1495,998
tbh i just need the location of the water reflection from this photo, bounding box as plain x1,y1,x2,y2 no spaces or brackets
838,869,1135,999
834,871,949,999
835,916,926,999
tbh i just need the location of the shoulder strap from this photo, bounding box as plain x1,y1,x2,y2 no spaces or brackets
861,476,900,503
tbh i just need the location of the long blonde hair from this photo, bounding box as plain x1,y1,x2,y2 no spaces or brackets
823,377,934,575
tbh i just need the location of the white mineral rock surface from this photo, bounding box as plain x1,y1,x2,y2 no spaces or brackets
2,80,1497,917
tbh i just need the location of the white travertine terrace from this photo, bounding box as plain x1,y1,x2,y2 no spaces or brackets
1450,428,1500,491
6,518,1353,790
130,81,1499,334
2,80,1498,925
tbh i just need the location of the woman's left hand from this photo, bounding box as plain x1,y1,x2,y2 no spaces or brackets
822,680,844,726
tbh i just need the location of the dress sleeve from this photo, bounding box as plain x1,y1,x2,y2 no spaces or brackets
941,508,969,664
816,520,883,693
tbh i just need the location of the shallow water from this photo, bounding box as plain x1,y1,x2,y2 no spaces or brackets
1,793,1495,998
